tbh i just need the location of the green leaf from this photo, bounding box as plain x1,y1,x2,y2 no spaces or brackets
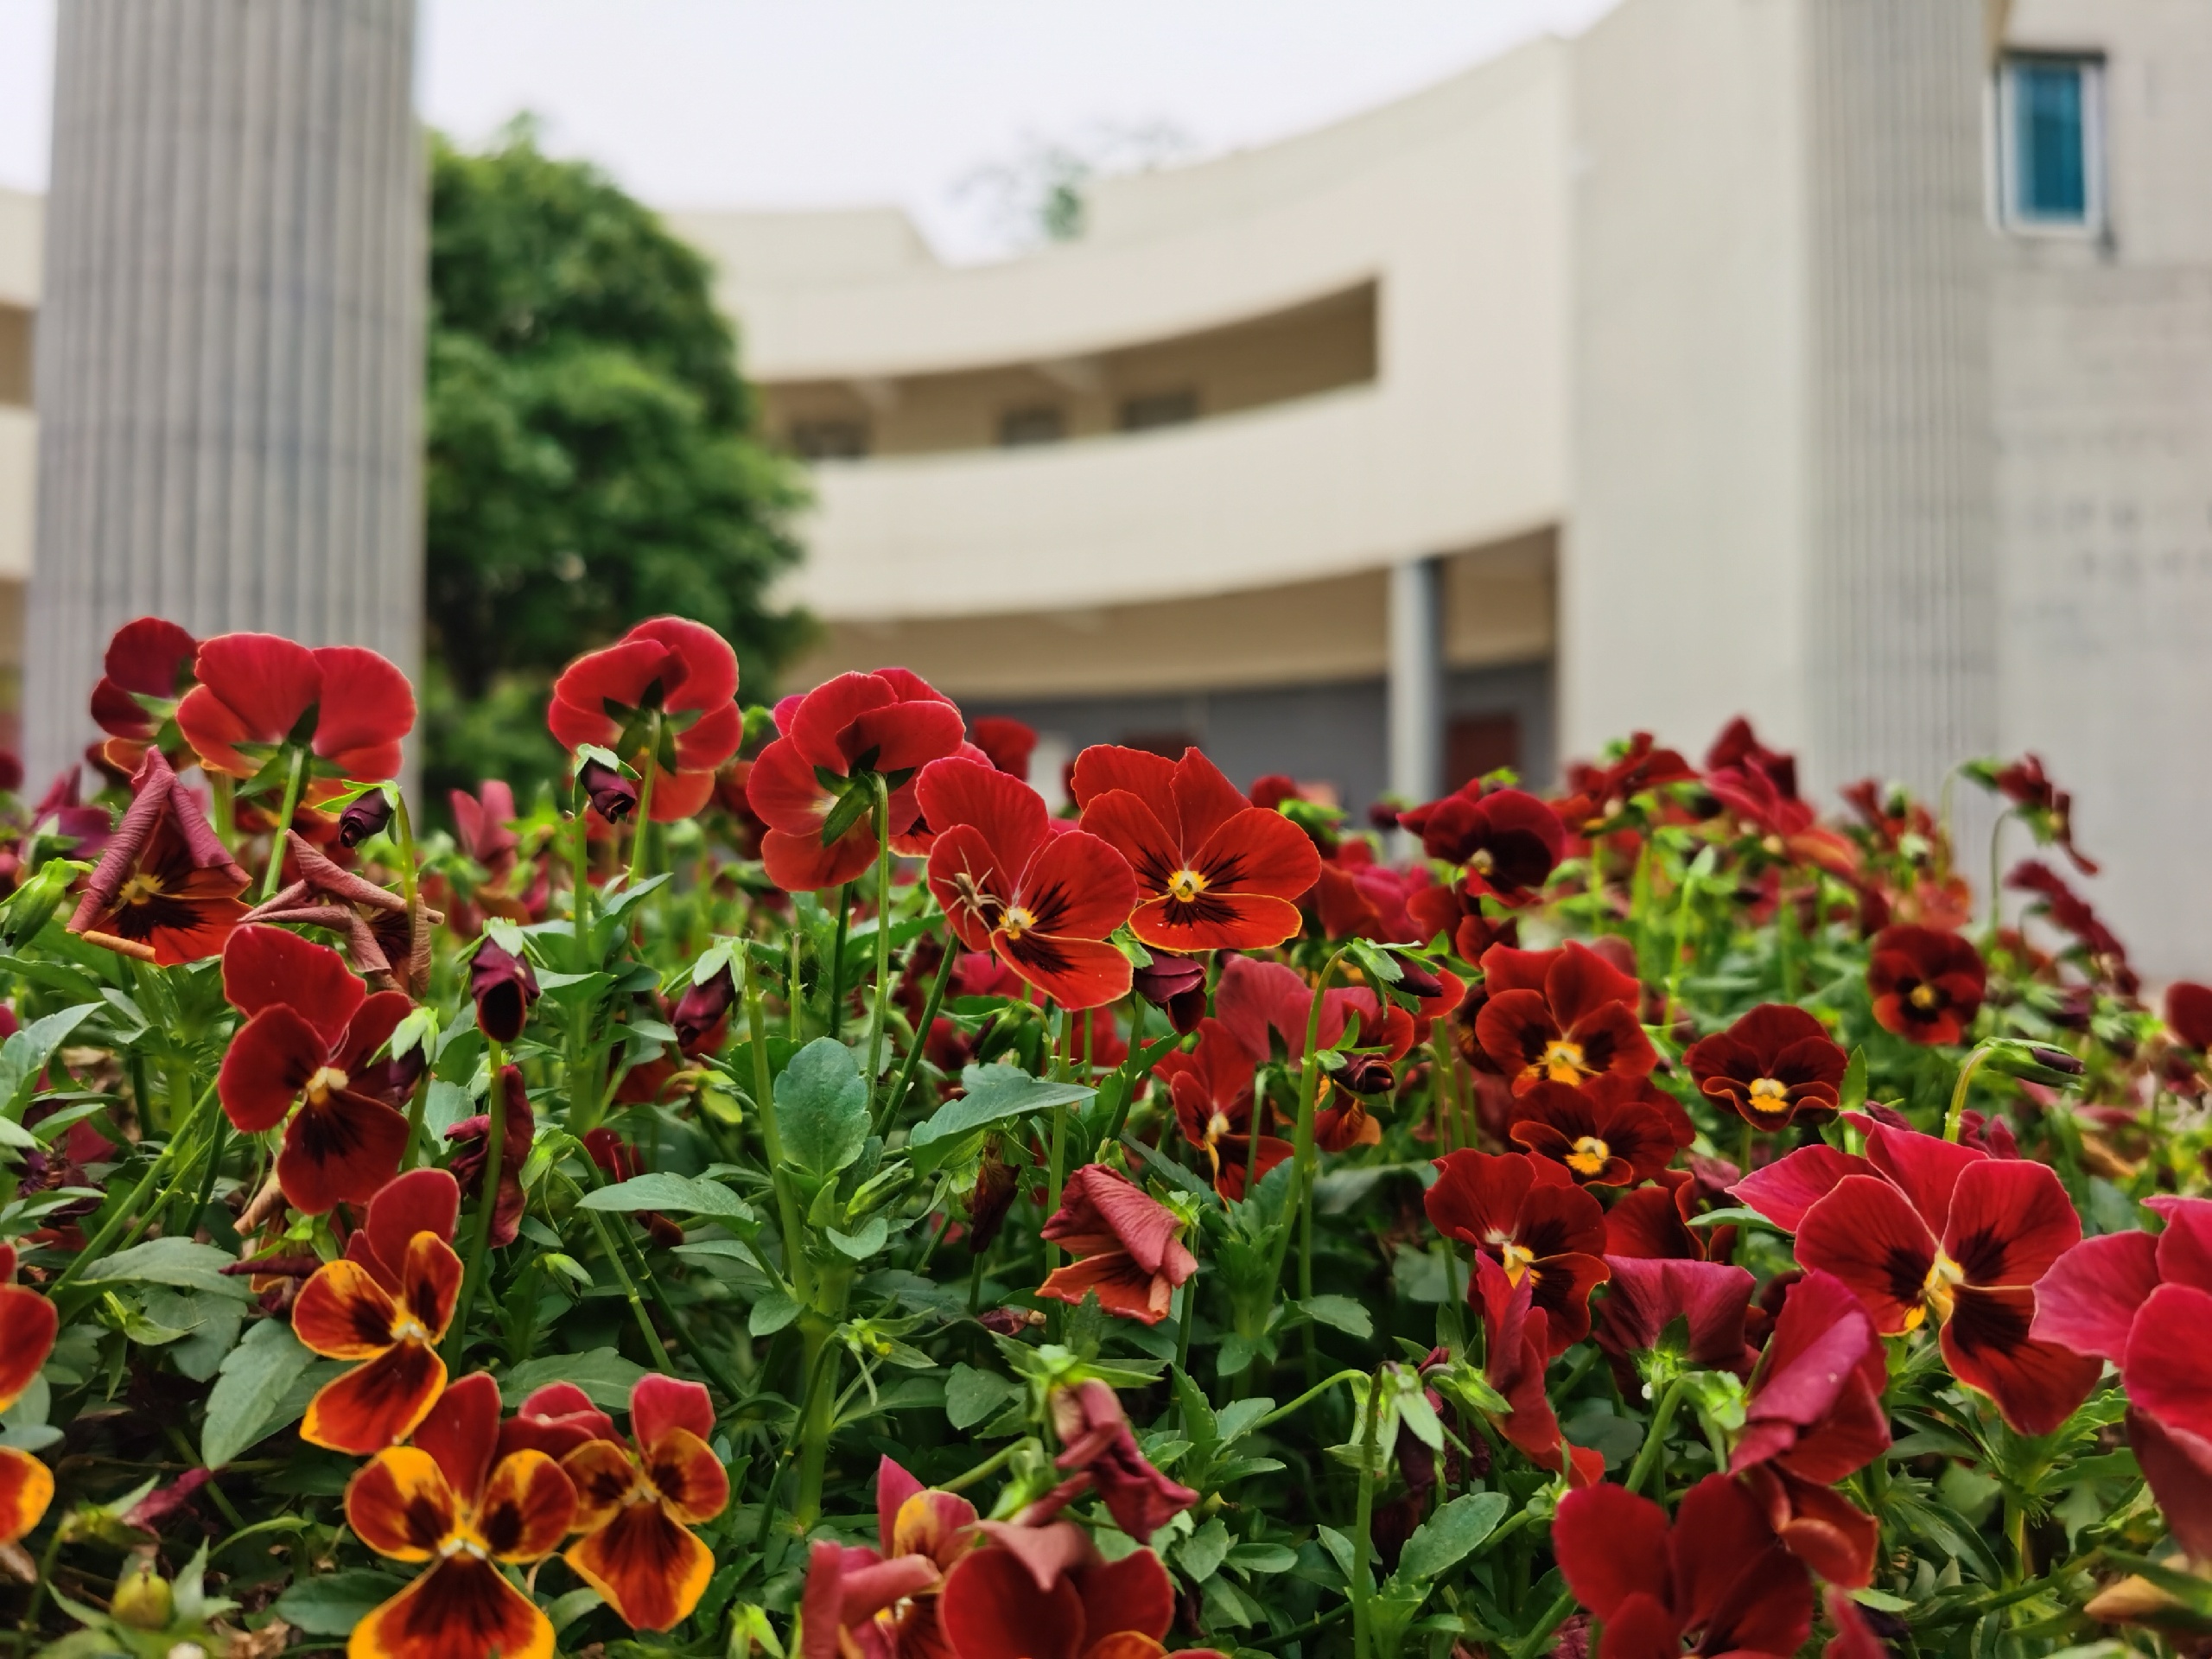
944,1363,1020,1431
202,1320,315,1467
1171,1367,1218,1445
1298,1294,1374,1340
909,1064,1096,1148
82,1237,255,1300
1226,1541,1300,1574
1178,1517,1232,1581
580,1172,753,1222
547,1587,605,1632
1839,1046,1867,1114
0,1004,97,1116
272,1570,411,1636
500,1348,650,1411
828,1217,889,1259
1686,1205,1783,1231
143,1289,243,1382
1400,1492,1510,1580
776,1038,870,1175
749,1287,802,1337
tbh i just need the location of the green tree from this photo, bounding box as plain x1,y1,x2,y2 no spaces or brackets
423,121,809,804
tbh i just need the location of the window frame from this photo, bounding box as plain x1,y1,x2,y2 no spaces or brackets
1992,50,2107,239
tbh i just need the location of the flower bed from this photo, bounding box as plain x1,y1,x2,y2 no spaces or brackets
0,621,2202,1658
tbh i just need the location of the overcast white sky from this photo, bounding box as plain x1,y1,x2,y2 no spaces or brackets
0,0,1616,261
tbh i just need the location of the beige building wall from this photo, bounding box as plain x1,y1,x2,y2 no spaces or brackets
0,187,41,751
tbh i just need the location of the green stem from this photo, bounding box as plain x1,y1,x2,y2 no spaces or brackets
862,777,895,1120
181,1109,226,1241
402,1066,431,1171
626,713,661,890
881,934,960,1133
940,1438,1020,1494
259,745,309,901
1946,1039,1999,1141
1350,1369,1386,1659
48,1125,194,1298
442,1040,509,1370
209,772,236,856
746,949,809,1300
1988,805,2012,935
17,1515,67,1656
827,882,854,1038
1509,1591,1581,1659
1624,1376,1687,1497
793,1268,855,1529
1098,996,1147,1154
1250,1367,1366,1433
582,1208,674,1371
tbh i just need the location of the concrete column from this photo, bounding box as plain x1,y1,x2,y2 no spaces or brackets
25,0,423,781
1388,555,1444,806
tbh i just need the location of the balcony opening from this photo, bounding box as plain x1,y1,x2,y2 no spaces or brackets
998,405,1068,447
1119,388,1198,431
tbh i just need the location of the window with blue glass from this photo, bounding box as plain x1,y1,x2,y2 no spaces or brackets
2000,54,2102,231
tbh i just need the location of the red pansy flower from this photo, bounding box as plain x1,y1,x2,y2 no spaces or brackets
1866,925,1986,1046
547,616,742,823
1593,1255,1756,1382
1474,941,1656,1096
1050,1379,1198,1541
451,781,521,884
89,615,199,769
346,1372,576,1659
292,1169,463,1452
1398,785,1566,903
1706,717,1798,801
2006,860,2135,994
936,1527,1219,1659
562,1375,731,1631
1735,1121,2099,1433
67,747,251,964
1426,1149,1610,1352
1157,1018,1294,1200
0,1246,57,1545
1038,1165,1197,1325
178,632,415,781
1471,1253,1605,1488
800,1456,980,1659
918,757,1136,1011
1213,953,1414,1069
748,669,966,891
499,1382,618,1462
1605,1170,1723,1262
1508,1078,1682,1186
216,925,414,1215
1072,745,1321,951
2112,1283,2212,1581
1313,843,1432,943
1406,880,1521,967
1553,1474,1812,1659
1989,753,2097,876
2032,1193,2212,1367
1554,733,1700,836
1684,1005,1848,1133
1705,764,1859,876
970,715,1038,780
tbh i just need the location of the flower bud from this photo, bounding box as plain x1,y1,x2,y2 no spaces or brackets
1338,1052,1395,1095
1390,956,1442,999
581,758,640,823
470,938,539,1044
111,1560,173,1630
673,965,737,1056
1131,955,1207,1035
337,790,393,848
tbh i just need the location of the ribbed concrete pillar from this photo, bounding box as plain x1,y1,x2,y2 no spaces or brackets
1802,0,1996,796
26,0,423,781
1388,556,1444,808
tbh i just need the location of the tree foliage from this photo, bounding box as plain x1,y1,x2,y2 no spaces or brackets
423,122,808,802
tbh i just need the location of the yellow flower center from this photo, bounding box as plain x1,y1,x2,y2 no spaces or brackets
391,1316,431,1344
1541,1039,1588,1084
117,872,165,906
303,1065,350,1107
1166,868,1208,903
1498,1240,1537,1285
1468,849,1495,874
1567,1135,1611,1177
1909,983,1940,1010
1206,1110,1232,1147
1919,1252,1965,1326
1748,1077,1789,1112
1000,905,1038,941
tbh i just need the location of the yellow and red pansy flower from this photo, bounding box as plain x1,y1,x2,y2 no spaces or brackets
0,1245,57,1545
561,1374,731,1631
216,925,415,1215
1426,1149,1610,1354
345,1371,576,1659
917,756,1137,1012
178,632,416,783
1071,745,1320,952
799,1456,981,1659
1472,940,1656,1097
293,1168,464,1453
547,617,743,823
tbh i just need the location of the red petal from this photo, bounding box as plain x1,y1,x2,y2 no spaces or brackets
277,1087,410,1215
0,1287,56,1415
103,616,200,697
625,617,738,713
480,1449,579,1562
414,1372,501,1505
2124,1282,2212,1442
1671,1474,1804,1649
1862,1121,1985,1235
309,645,415,779
940,1548,1087,1659
785,672,895,771
294,1260,403,1359
562,1440,641,1533
1019,830,1140,941
187,632,321,752
2149,1194,2212,1292
1795,1175,1936,1333
1738,1269,1883,1474
632,1373,715,1451
1764,1469,1880,1588
762,823,880,893
1943,1157,2079,1287
927,825,1013,952
1552,1482,1672,1619
741,736,831,836
998,932,1135,1013
1038,1252,1174,1324
1731,1145,1875,1231
1544,942,1643,1027
1070,746,1179,828
876,1456,926,1554
338,990,416,1077
1189,805,1322,901
217,1005,326,1133
346,1446,455,1560
222,923,365,1042
1944,1284,2101,1434
363,1168,461,1270
1595,1592,1682,1659
353,1554,553,1659
566,1500,715,1632
1127,890,1305,952
1426,1149,1534,1249
918,757,1049,877
669,698,743,772
842,696,965,775
645,1427,728,1527
1078,788,1182,893
398,1232,465,1338
1168,748,1256,852
1077,1547,1175,1641
301,1338,447,1454
645,763,718,823
0,1446,53,1547
552,638,675,731
2127,1405,2212,1563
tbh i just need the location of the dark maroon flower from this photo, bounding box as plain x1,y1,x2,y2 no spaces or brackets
471,938,539,1044
1707,716,1798,801
580,758,641,824
1398,785,1565,903
1131,955,1207,1035
338,790,394,849
444,1066,534,1248
672,965,736,1056
1048,1379,1197,1540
